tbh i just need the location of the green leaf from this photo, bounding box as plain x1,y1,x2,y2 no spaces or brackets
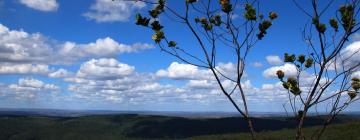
284,53,296,63
348,91,357,99
305,58,314,68
151,21,163,31
329,18,339,31
297,54,305,64
149,9,160,18
257,20,272,40
152,31,165,43
276,70,285,80
220,0,232,13
135,13,150,27
168,41,177,47
244,4,256,20
269,12,278,20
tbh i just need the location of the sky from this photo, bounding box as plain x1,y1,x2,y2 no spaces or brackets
0,0,359,112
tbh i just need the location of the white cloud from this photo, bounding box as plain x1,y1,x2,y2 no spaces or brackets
83,0,145,22
156,62,243,81
76,58,135,80
48,69,72,78
0,23,154,65
62,37,154,59
252,62,263,67
325,41,360,74
19,0,58,12
353,71,360,78
156,62,211,80
263,63,297,78
266,55,283,65
0,64,50,75
186,80,213,89
340,41,360,67
12,78,59,90
7,78,59,99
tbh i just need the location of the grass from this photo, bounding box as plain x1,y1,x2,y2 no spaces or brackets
188,121,360,140
0,114,359,140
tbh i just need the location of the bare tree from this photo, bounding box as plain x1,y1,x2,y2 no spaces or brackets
276,0,360,139
122,0,278,139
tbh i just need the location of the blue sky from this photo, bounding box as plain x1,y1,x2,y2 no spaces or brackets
0,0,359,113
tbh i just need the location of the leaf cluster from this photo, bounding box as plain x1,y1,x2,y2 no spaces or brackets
276,54,314,95
134,0,177,47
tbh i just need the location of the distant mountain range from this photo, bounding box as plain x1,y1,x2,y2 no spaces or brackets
1,108,360,118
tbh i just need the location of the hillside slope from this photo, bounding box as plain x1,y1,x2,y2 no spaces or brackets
0,114,358,140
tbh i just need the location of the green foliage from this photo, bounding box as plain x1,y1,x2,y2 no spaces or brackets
244,4,256,20
1,115,359,140
347,91,357,99
219,0,232,13
276,70,285,81
194,17,200,23
351,78,360,91
282,82,290,89
152,31,165,43
312,17,326,33
269,12,278,20
134,0,180,46
257,20,272,40
352,77,360,82
290,86,302,95
280,77,301,96
287,77,297,87
210,15,222,26
297,55,306,64
339,4,355,30
168,41,177,47
135,13,150,27
155,0,165,12
277,54,314,95
195,17,213,31
149,9,161,18
189,121,360,140
284,53,296,63
151,21,163,31
200,17,207,24
305,58,314,68
329,18,339,32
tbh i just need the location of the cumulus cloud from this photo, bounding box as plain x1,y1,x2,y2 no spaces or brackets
76,58,135,80
64,58,165,103
0,64,50,75
48,69,72,78
156,62,243,81
0,23,154,65
339,41,360,67
352,71,360,78
19,0,58,12
266,55,283,65
0,63,74,79
154,61,289,103
61,38,154,60
186,80,214,89
83,0,145,22
64,60,242,105
6,78,59,99
156,62,212,80
326,41,360,72
263,63,297,78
